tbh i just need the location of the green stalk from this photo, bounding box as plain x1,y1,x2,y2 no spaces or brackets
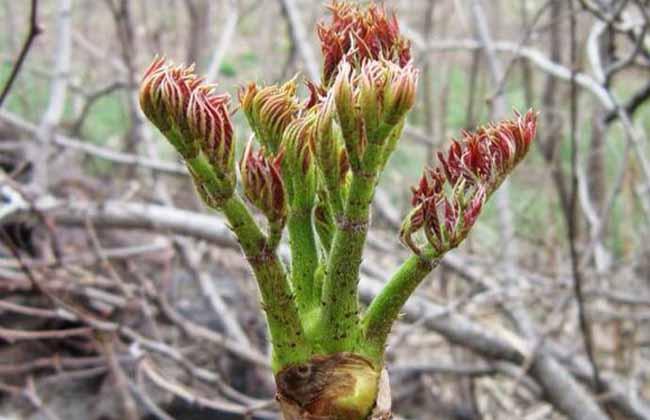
186,153,308,370
361,247,439,361
281,135,319,322
287,207,319,314
361,178,508,359
220,195,310,370
319,175,373,351
319,127,395,352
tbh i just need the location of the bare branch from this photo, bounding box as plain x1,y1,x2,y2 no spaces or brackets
204,0,239,83
0,0,41,108
567,0,606,400
278,0,320,81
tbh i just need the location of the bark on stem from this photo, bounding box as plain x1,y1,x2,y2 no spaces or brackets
274,353,388,420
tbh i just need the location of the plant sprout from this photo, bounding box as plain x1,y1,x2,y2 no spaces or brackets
139,2,537,418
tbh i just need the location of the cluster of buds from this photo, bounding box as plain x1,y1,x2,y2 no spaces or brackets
401,110,538,256
140,57,236,195
239,78,301,154
329,60,418,170
317,1,411,86
240,141,287,224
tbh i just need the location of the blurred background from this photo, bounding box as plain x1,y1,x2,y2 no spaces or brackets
1,0,649,419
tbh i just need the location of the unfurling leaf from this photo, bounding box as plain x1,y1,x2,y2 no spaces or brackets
401,110,538,255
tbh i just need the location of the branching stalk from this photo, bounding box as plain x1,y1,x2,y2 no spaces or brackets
221,195,309,369
361,248,440,360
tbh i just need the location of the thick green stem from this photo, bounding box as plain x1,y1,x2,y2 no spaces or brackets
319,135,390,351
287,208,319,314
361,247,439,361
319,175,373,351
186,150,309,370
220,196,310,370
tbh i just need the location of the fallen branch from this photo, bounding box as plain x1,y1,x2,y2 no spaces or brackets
20,195,649,419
